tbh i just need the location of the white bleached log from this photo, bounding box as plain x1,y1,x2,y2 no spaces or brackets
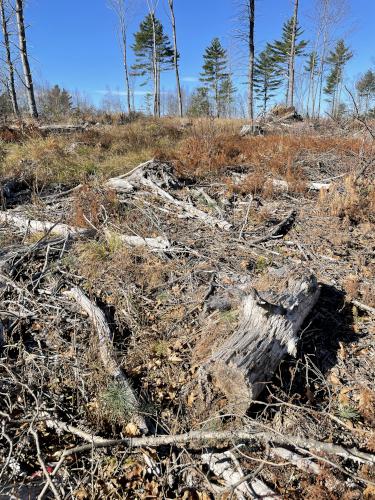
0,211,89,237
271,447,321,474
107,160,232,231
202,450,279,500
118,235,171,251
271,178,331,192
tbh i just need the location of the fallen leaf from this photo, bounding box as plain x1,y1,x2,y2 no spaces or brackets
168,355,183,363
125,422,139,436
188,392,197,407
328,373,341,385
74,488,89,499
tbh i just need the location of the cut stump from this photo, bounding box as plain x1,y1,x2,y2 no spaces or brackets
198,267,320,413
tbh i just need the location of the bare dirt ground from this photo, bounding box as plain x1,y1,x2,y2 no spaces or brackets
0,118,374,499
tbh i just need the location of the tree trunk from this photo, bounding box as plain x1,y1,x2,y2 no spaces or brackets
0,0,19,117
167,0,183,117
198,267,320,413
15,0,38,119
287,0,299,108
215,76,219,118
148,8,158,117
306,55,317,117
157,62,161,117
120,12,131,114
248,0,255,125
316,19,329,118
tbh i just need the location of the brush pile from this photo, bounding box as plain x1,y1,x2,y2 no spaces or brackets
0,148,374,498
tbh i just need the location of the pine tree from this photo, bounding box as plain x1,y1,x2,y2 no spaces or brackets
304,51,319,117
131,14,174,117
219,75,236,117
187,87,211,117
254,47,282,114
199,38,230,118
356,70,375,115
40,85,72,120
324,40,352,117
269,17,308,105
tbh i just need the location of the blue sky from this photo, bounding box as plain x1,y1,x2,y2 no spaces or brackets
24,0,375,108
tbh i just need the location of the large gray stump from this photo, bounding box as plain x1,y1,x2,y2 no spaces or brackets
198,268,320,413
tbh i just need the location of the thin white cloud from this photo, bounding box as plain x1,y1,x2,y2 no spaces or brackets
95,90,129,96
95,89,171,96
182,76,198,83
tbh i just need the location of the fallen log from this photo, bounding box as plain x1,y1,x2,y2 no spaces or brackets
270,447,321,475
0,211,169,253
271,178,331,192
202,449,278,500
63,287,148,433
105,231,171,251
38,124,88,135
249,209,296,245
198,267,320,412
0,211,90,237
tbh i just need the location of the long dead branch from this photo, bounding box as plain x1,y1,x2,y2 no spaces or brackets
63,286,148,433
57,427,375,467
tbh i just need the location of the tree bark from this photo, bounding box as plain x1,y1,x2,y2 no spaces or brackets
287,0,299,108
121,18,131,114
147,3,159,118
0,0,19,117
198,267,320,413
167,0,183,117
248,0,255,125
15,0,38,119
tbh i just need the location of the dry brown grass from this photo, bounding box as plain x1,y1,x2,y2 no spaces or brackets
1,118,369,195
0,118,185,188
319,175,375,222
173,133,365,179
70,185,119,228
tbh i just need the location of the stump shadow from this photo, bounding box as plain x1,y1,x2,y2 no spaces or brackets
253,283,358,409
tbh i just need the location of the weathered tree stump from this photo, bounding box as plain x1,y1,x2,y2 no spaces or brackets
198,267,320,413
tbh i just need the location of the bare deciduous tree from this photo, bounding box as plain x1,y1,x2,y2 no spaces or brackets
15,0,38,118
312,0,348,117
288,0,299,108
248,0,255,123
166,0,182,117
108,0,132,114
0,0,19,117
234,0,255,123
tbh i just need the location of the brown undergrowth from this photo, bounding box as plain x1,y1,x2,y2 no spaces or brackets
1,118,374,498
319,174,375,222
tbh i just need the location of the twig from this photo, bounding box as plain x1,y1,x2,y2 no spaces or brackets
352,300,375,316
249,210,297,245
345,85,375,141
30,429,61,500
239,194,253,240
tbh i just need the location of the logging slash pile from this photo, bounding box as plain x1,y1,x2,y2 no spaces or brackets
0,124,374,499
